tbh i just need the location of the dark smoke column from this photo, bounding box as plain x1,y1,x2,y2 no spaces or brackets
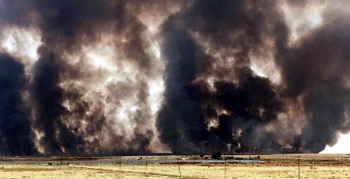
0,53,36,155
29,47,82,155
156,15,208,154
156,0,287,154
274,16,350,153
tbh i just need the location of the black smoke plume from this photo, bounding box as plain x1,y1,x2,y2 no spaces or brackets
0,53,36,155
0,0,349,155
157,0,350,154
0,0,174,155
274,15,350,152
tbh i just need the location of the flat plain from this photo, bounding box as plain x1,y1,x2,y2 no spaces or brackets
0,154,349,179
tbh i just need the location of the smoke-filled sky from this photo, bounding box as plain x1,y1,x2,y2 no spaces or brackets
0,0,349,156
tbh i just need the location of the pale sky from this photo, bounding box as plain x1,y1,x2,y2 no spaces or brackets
320,133,350,154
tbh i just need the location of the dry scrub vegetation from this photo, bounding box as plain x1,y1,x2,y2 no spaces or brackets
0,154,350,179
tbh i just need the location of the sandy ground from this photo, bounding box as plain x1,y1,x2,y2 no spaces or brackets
0,163,350,179
1,154,350,179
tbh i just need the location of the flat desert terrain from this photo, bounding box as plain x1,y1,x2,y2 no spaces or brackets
0,154,349,179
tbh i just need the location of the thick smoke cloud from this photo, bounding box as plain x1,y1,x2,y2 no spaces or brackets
27,0,164,155
275,15,350,152
0,0,176,155
157,0,350,154
0,0,349,155
0,53,36,155
156,16,209,153
157,0,287,153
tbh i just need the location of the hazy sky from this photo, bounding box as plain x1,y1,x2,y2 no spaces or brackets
321,133,350,154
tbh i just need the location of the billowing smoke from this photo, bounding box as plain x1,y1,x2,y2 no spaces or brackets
0,53,36,155
157,0,350,154
0,0,349,155
275,13,350,152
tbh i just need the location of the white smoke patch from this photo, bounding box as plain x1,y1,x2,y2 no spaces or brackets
134,15,168,152
0,27,41,72
150,42,161,59
249,54,282,85
32,130,45,154
149,80,164,115
59,55,139,149
281,1,325,44
51,22,168,153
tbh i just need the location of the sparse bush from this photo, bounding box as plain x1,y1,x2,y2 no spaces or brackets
211,151,221,159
